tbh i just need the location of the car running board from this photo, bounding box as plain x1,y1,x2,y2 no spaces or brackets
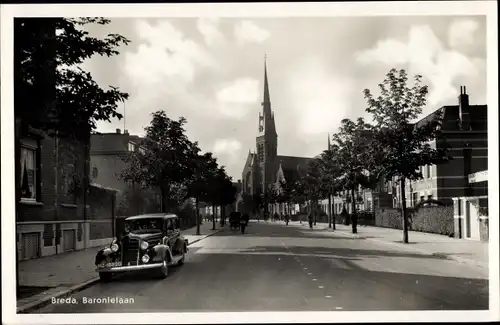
168,255,184,265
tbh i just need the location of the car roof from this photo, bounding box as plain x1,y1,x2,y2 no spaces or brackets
125,213,178,221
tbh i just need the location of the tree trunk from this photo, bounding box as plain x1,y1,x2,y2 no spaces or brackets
160,187,166,213
332,196,336,230
400,177,409,243
195,196,200,235
351,188,357,234
212,204,216,230
328,194,332,228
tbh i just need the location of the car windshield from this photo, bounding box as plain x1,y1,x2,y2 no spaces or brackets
124,218,163,234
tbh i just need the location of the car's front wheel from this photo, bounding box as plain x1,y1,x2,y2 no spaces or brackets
99,272,112,282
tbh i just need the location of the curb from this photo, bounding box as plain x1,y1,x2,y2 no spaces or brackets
317,226,488,269
17,227,226,314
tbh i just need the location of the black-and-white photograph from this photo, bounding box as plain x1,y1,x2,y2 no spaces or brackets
1,1,498,324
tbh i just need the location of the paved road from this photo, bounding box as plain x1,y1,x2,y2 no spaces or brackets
35,221,488,312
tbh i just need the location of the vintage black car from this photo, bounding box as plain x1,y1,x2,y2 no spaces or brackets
95,213,188,281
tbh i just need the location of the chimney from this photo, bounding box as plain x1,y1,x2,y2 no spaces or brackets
458,86,470,130
124,129,129,135
116,128,121,134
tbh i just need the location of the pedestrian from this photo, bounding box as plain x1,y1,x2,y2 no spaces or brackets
351,213,358,234
308,213,313,229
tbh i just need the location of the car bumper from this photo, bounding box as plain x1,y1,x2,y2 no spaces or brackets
96,262,164,273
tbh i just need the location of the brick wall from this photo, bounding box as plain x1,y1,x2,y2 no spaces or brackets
88,185,116,220
89,221,113,240
18,133,86,222
87,185,116,240
375,205,454,236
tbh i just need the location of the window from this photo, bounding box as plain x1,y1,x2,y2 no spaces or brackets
420,196,424,202
20,146,37,200
457,199,462,216
258,144,264,162
426,165,431,178
412,192,418,207
128,142,135,151
427,195,433,201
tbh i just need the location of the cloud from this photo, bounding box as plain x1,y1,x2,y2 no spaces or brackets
123,20,215,88
234,20,271,44
448,19,479,50
196,17,224,46
287,57,355,135
216,78,260,104
354,23,485,110
212,138,243,165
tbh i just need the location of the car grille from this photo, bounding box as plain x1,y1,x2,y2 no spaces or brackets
121,238,139,266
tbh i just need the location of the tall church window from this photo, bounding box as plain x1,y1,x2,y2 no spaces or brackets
258,144,264,162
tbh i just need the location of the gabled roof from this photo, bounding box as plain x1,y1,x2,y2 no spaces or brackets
90,133,142,154
414,105,487,131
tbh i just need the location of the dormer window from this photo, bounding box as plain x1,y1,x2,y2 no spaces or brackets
128,142,135,151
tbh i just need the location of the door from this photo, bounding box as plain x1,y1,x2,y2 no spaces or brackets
63,229,76,252
22,232,40,260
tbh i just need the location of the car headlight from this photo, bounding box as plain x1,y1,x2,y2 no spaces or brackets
140,241,149,250
111,243,119,252
141,254,150,263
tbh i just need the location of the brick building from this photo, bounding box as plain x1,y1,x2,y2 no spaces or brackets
394,87,487,208
90,129,161,217
17,128,118,260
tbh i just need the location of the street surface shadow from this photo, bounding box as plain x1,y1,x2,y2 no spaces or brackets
240,245,447,260
214,227,365,240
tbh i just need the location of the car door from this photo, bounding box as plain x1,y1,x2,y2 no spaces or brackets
166,219,177,248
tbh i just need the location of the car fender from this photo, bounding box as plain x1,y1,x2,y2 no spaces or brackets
153,244,172,262
95,247,113,265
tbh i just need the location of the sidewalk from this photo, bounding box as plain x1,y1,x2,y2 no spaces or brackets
298,222,489,269
17,221,224,313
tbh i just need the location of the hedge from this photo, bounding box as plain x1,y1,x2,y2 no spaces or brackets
375,205,454,236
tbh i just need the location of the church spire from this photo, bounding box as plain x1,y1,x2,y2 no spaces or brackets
263,54,270,106
258,54,276,135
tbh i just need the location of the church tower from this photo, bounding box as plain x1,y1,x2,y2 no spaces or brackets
255,57,278,195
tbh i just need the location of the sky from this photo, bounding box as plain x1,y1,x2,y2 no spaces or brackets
81,16,487,181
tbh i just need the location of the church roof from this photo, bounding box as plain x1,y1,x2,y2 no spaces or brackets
278,155,313,183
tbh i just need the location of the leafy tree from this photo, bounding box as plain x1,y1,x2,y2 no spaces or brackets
217,175,238,226
331,118,379,233
186,152,219,235
318,147,344,229
15,18,129,138
290,179,307,217
120,111,199,212
265,183,279,217
301,159,330,225
205,166,236,228
14,17,129,295
363,68,452,243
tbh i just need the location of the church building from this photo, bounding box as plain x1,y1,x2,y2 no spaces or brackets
241,60,312,200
